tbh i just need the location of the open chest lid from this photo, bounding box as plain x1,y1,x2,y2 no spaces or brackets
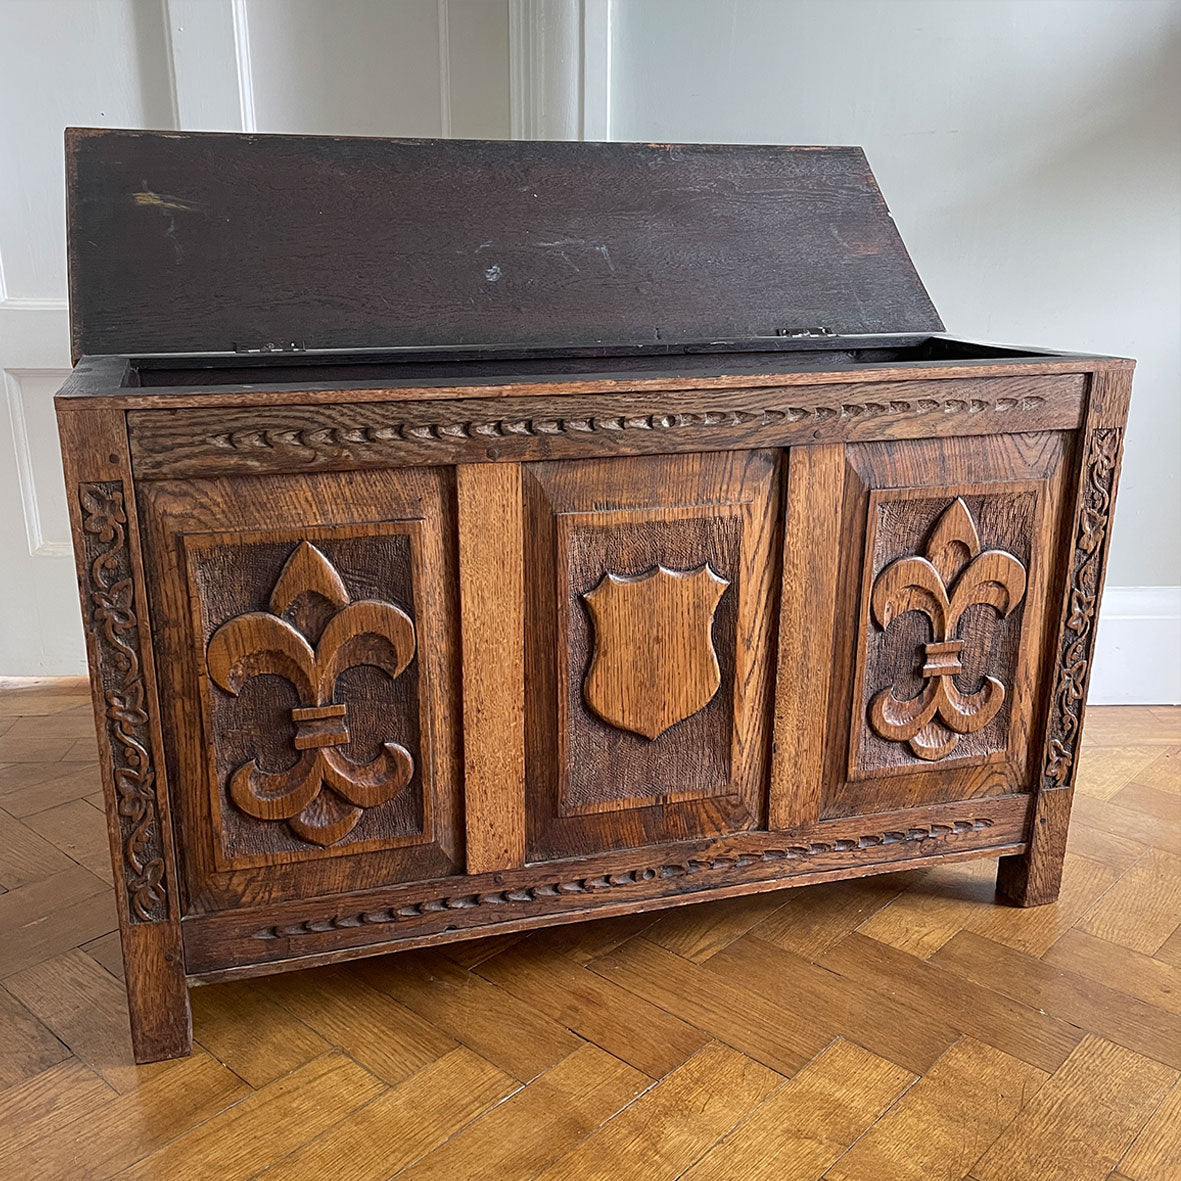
66,129,943,362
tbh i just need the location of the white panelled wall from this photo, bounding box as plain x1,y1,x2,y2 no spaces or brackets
0,0,510,676
1,0,1176,704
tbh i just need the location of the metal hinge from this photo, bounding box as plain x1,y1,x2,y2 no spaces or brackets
233,341,306,354
775,326,836,339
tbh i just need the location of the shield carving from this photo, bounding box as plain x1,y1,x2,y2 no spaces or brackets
582,563,730,740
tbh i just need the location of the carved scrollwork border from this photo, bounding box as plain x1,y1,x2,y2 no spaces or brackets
1043,429,1122,787
253,816,995,940
80,482,169,923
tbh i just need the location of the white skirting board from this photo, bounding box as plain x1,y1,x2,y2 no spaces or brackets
1088,586,1181,705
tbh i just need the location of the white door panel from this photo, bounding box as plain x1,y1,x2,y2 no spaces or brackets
0,0,513,673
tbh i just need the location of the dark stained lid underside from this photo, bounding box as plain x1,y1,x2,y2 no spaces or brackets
67,129,943,360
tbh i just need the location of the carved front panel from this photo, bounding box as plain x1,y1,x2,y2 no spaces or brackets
186,525,430,868
524,450,779,861
558,506,742,816
138,467,461,912
851,484,1039,779
775,433,1074,824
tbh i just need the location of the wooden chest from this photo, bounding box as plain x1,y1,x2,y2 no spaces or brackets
56,129,1132,1062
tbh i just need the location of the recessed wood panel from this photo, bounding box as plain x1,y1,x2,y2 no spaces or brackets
851,482,1043,779
524,451,781,861
558,505,742,816
772,433,1073,824
137,467,462,913
185,525,430,870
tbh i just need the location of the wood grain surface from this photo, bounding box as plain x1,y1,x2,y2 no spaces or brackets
67,131,943,358
456,463,526,873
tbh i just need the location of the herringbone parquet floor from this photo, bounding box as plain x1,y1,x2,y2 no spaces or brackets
0,676,1178,1180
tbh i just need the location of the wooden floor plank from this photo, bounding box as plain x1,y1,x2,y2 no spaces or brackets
118,1052,387,1180
1082,709,1181,748
0,866,115,979
971,1035,1176,1181
436,931,526,970
23,798,114,886
963,851,1120,957
190,978,332,1088
1077,848,1181,955
254,965,457,1086
353,949,583,1083
1042,928,1181,1016
0,984,69,1089
0,808,78,889
931,931,1181,1070
1118,1075,1181,1181
681,1038,913,1181
858,852,1118,960
0,1051,249,1179
1112,781,1181,825
706,935,958,1074
391,1043,649,1181
1067,820,1149,875
0,762,103,818
0,691,1177,1177
641,888,790,962
1073,790,1180,853
827,1036,1048,1181
0,729,78,763
79,930,124,980
1154,923,1181,971
532,1042,783,1181
820,932,1083,1072
588,935,834,1075
1075,745,1163,801
5,949,175,1094
512,911,656,964
748,870,924,960
255,1046,517,1180
853,858,998,959
1,710,97,742
475,941,708,1078
0,694,91,719
0,1059,116,1147
1135,746,1180,796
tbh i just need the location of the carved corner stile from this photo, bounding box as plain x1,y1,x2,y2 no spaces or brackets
1041,427,1122,789
76,470,191,1064
999,378,1128,907
79,482,170,924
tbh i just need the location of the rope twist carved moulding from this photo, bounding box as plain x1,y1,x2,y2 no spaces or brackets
205,394,1047,455
252,816,996,940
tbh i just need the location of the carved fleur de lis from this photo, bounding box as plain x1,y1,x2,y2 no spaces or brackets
207,541,416,846
868,498,1027,761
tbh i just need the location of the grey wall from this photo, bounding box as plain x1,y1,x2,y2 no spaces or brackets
610,0,1181,588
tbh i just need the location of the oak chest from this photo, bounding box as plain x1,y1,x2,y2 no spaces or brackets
56,129,1132,1061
